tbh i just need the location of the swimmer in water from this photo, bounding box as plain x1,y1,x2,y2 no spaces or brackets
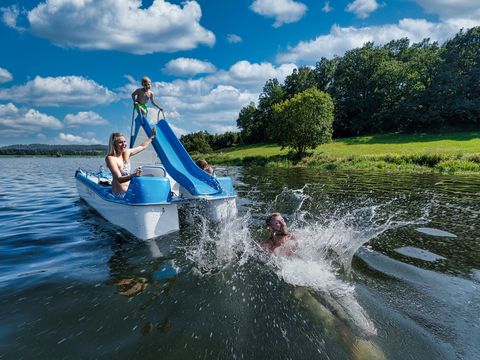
261,212,297,256
262,212,385,359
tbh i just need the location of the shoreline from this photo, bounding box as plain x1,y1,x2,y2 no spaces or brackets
202,131,480,175
203,155,480,174
2,154,479,174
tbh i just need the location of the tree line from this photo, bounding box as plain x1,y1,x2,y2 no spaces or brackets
180,131,240,154
182,27,480,156
0,144,107,156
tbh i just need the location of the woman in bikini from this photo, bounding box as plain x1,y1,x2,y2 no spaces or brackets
105,125,156,198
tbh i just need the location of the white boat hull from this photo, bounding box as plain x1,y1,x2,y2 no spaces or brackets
206,197,238,221
76,178,179,240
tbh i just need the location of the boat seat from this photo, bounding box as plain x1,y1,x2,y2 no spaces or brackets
98,178,111,186
142,166,167,178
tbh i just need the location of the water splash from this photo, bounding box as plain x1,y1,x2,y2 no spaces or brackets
293,202,419,273
263,187,430,338
184,186,429,274
183,186,429,340
270,185,311,217
183,209,258,273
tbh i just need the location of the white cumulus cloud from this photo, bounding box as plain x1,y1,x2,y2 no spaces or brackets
0,102,63,135
26,0,215,54
0,5,23,30
0,67,13,84
250,0,308,27
227,34,243,43
163,58,217,77
208,61,297,88
276,18,480,63
159,81,258,133
64,111,109,127
0,76,116,107
414,0,480,20
58,132,101,145
322,2,333,13
346,0,380,19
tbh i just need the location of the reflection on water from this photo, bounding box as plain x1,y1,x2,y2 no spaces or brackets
394,246,447,261
416,227,457,238
0,158,479,359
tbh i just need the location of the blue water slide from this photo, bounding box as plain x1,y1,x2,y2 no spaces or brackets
135,115,222,196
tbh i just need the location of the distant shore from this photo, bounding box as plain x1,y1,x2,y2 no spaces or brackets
0,144,107,157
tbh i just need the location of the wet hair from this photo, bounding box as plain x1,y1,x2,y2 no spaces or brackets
141,76,152,86
196,159,209,170
107,132,126,156
266,212,282,227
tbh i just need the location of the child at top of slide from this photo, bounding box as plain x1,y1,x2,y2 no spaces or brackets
131,76,163,116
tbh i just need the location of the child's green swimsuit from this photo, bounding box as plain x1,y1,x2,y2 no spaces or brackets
135,103,148,114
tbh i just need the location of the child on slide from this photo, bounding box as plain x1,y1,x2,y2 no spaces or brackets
131,76,163,116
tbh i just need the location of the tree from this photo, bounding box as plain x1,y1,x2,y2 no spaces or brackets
429,26,480,129
210,132,240,149
283,66,317,99
236,102,263,144
258,78,285,142
398,39,441,130
272,88,334,157
331,42,390,136
314,57,338,92
180,131,212,153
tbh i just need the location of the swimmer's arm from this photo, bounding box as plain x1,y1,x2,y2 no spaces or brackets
274,238,297,256
260,242,273,252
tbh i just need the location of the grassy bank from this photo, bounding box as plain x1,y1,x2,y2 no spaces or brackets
202,131,480,173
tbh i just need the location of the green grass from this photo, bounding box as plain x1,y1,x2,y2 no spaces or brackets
201,131,480,174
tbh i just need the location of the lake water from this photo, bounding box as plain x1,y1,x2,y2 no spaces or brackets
1,157,479,359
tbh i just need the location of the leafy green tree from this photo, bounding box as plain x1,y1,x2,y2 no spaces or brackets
180,131,212,153
272,87,334,157
283,66,317,99
314,57,338,92
210,131,240,149
370,55,407,132
399,39,441,130
330,39,441,135
236,102,263,144
429,26,480,129
331,42,388,136
258,78,285,141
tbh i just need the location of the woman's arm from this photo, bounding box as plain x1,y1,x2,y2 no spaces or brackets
129,126,157,156
105,156,137,184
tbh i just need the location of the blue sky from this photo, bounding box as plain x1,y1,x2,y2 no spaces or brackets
0,0,479,146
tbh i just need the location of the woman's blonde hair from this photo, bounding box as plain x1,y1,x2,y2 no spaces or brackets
141,76,152,86
107,132,126,156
